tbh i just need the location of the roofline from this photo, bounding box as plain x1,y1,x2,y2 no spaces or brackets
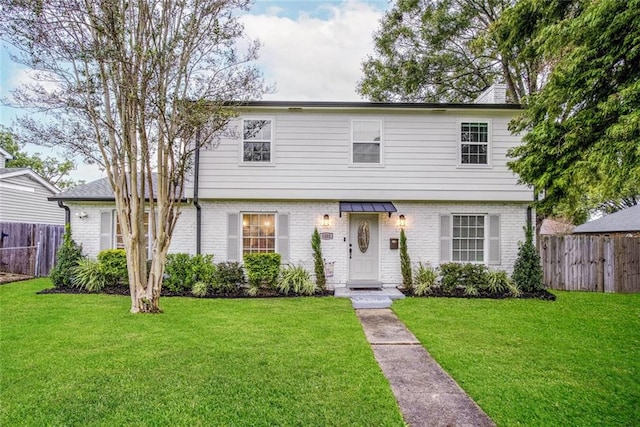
0,168,59,193
48,196,189,203
0,147,13,160
235,100,522,111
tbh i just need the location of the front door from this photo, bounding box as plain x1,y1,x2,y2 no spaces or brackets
349,214,379,282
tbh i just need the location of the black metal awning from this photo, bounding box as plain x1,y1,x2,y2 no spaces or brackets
339,201,397,217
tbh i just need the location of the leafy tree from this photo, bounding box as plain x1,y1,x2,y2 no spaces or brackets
358,0,546,103
0,0,266,313
507,0,640,222
0,131,77,189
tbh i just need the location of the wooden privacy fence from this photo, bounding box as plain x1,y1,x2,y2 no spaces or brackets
540,235,640,293
0,222,65,277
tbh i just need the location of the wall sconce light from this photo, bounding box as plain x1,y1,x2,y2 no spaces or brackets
398,214,406,227
323,214,330,227
77,211,88,219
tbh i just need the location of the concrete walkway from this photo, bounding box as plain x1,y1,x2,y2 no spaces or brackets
356,309,495,427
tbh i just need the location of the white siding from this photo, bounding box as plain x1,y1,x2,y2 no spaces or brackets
196,109,532,202
0,175,64,224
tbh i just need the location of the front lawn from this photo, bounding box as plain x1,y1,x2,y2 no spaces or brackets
393,292,640,426
0,279,404,426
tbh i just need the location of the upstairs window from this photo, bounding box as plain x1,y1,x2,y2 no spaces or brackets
352,120,382,164
243,119,272,163
460,122,489,165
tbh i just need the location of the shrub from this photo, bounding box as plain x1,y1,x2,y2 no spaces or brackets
276,264,316,296
97,249,128,286
399,229,413,293
413,263,438,296
512,223,544,292
191,281,209,297
484,270,511,294
163,253,216,293
440,263,489,292
49,224,84,288
72,258,108,292
244,253,281,289
311,228,326,291
213,262,245,293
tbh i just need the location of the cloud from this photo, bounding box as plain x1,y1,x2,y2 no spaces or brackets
241,0,386,101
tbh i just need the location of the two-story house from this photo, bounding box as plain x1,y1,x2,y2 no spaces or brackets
51,85,534,289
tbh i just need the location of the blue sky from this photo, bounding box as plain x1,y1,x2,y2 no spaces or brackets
0,0,391,182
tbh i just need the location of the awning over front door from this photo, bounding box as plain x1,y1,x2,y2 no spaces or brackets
339,201,397,217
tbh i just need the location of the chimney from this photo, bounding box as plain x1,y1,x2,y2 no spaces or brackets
474,84,507,104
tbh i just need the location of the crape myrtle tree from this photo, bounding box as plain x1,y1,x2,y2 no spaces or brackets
357,0,549,103
0,0,266,313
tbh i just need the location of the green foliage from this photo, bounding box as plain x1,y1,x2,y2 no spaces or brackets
191,281,209,297
163,253,216,293
243,253,281,289
506,0,640,220
413,263,438,296
399,228,412,292
72,258,108,292
212,262,245,294
0,131,77,189
97,249,127,286
512,224,544,292
276,264,317,296
49,224,84,288
357,0,537,103
311,228,326,291
439,263,489,292
484,270,511,294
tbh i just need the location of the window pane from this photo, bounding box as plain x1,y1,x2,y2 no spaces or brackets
353,121,381,142
452,214,485,263
353,143,380,163
242,213,276,254
460,122,488,164
244,120,271,140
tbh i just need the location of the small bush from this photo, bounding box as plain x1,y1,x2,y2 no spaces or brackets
49,224,84,288
191,281,209,297
213,262,245,293
399,229,413,293
413,263,439,296
512,223,544,292
440,263,489,292
163,253,216,293
484,270,511,294
277,264,316,296
311,228,326,291
244,253,281,289
97,249,128,286
72,258,108,292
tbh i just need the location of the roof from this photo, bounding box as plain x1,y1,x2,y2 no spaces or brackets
573,205,640,234
49,173,186,202
235,100,522,111
0,147,13,160
0,167,59,193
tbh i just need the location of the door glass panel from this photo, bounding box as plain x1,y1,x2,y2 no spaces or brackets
357,220,370,253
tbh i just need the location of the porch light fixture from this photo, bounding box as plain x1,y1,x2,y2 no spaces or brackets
323,214,330,227
398,214,406,228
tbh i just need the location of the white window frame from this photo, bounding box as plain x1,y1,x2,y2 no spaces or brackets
451,214,487,264
240,212,277,255
350,119,384,166
457,119,492,168
240,117,275,165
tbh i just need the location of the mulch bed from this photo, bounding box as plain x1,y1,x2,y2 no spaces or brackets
38,286,334,298
399,287,556,300
0,272,34,285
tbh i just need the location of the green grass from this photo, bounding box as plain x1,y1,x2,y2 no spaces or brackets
1,279,404,426
393,292,640,426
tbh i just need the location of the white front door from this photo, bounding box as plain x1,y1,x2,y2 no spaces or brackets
349,214,379,282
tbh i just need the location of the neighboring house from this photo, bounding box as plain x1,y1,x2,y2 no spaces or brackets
0,148,64,225
573,205,640,236
50,85,535,289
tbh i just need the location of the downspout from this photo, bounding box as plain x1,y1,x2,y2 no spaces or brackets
194,130,202,255
58,201,71,227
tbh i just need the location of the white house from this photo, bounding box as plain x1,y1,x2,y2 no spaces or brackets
50,86,534,289
0,147,64,225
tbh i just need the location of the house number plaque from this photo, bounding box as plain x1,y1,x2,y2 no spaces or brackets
320,232,333,240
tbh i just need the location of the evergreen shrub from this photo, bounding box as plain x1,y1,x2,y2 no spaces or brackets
49,224,84,288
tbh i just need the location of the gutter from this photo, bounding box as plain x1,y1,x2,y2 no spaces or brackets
58,201,71,226
194,130,202,255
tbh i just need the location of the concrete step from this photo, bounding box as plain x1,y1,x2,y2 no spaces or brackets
351,296,393,309
334,287,405,300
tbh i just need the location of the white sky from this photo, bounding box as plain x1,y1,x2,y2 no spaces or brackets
0,0,390,182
